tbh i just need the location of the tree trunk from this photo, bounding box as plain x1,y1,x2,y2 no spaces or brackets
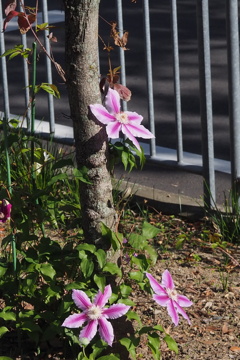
63,0,117,244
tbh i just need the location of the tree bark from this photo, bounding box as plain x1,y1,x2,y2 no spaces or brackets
63,0,117,245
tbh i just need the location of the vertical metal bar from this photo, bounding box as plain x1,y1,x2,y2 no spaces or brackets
0,0,10,119
171,0,183,164
19,0,31,129
42,0,55,133
142,0,156,156
116,0,127,112
196,0,216,207
226,0,240,198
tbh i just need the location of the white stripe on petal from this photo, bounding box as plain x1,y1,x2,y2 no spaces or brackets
98,317,114,346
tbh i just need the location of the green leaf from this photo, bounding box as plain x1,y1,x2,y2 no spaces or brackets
131,255,149,272
0,326,9,339
73,167,91,184
36,83,60,98
80,258,94,279
94,274,106,292
94,249,106,268
163,334,178,354
142,221,161,239
120,284,132,297
103,262,122,277
128,233,148,250
39,263,56,280
52,158,74,170
0,263,8,277
0,357,14,360
47,173,68,186
126,311,142,325
0,311,16,321
76,243,96,253
144,244,158,265
117,298,135,306
148,332,161,360
97,355,120,360
119,337,139,360
129,271,143,282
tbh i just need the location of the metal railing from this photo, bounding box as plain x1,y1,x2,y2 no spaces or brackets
1,0,240,207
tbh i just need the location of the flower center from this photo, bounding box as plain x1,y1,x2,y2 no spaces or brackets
116,112,129,124
166,288,178,301
87,305,102,320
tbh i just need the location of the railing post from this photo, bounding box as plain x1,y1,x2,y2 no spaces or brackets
142,0,156,156
226,0,240,200
171,0,183,164
0,0,10,119
196,0,216,207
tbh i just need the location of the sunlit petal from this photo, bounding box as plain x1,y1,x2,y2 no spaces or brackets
121,124,141,151
177,295,193,308
79,320,98,342
106,121,121,138
105,88,121,114
175,301,191,325
153,294,170,307
161,270,175,290
98,317,114,346
94,285,112,308
89,104,115,124
167,299,179,326
146,273,167,295
103,304,130,319
125,111,143,123
125,123,155,139
62,313,87,328
72,289,92,310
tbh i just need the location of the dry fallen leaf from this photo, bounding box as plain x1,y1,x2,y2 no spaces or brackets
230,346,240,352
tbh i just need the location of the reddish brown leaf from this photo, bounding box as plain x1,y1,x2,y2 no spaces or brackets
4,0,17,16
18,13,36,34
110,21,129,50
112,83,132,102
2,10,19,32
47,32,58,43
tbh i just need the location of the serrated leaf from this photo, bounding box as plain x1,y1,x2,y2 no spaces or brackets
163,334,178,354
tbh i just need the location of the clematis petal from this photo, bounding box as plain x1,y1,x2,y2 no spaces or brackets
104,88,121,114
153,294,170,307
89,104,115,124
167,299,179,326
145,273,167,295
106,121,121,138
72,289,92,310
125,123,155,139
161,269,175,290
98,317,114,346
125,111,143,123
121,124,141,151
177,295,193,308
174,301,191,325
94,285,112,308
62,313,88,328
79,320,98,343
103,304,130,319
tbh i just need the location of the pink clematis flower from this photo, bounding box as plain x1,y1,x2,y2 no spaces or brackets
146,270,192,326
89,88,154,151
0,199,12,223
62,285,130,346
